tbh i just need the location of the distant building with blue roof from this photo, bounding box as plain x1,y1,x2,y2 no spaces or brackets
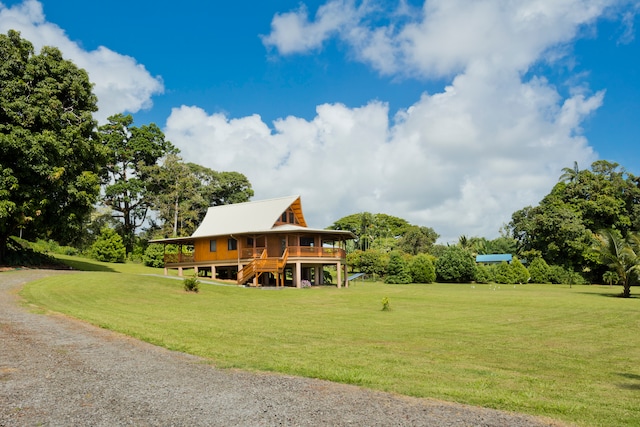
475,254,513,264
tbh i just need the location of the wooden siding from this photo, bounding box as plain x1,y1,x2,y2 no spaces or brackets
193,236,238,262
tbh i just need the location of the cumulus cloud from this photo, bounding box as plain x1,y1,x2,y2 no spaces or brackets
0,0,163,122
166,0,630,242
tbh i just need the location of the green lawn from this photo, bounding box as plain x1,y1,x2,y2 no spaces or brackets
18,264,640,427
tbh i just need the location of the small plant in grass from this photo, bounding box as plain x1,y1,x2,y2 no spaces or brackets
300,279,312,288
183,275,199,293
381,297,390,311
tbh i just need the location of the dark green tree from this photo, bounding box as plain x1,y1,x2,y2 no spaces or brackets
409,253,436,283
528,257,551,283
99,113,177,253
397,225,439,255
384,251,412,284
509,160,639,280
0,31,102,262
435,246,476,282
90,227,126,263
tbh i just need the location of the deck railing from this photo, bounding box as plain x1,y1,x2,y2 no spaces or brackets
240,246,345,259
163,253,195,264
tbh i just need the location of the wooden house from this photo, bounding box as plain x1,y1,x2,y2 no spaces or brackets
150,196,355,288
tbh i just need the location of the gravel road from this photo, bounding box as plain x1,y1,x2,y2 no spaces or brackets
1,269,568,426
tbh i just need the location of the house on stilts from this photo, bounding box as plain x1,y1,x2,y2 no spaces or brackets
150,196,355,288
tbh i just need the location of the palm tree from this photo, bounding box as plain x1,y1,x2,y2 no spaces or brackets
559,161,580,183
592,230,640,298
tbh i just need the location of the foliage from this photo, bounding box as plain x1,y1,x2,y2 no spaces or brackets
591,229,640,297
474,263,494,284
98,114,177,253
329,212,411,251
0,237,65,267
409,253,436,283
493,262,515,284
528,257,551,284
358,249,388,278
147,157,253,237
142,243,167,268
547,265,585,285
183,275,199,293
381,297,390,311
384,251,412,284
396,225,439,255
300,279,312,288
510,258,530,284
90,227,126,263
509,160,640,280
0,30,102,262
435,246,476,282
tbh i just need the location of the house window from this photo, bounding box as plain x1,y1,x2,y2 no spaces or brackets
281,212,287,222
289,212,295,223
247,237,254,246
209,240,217,252
300,237,314,246
228,238,237,251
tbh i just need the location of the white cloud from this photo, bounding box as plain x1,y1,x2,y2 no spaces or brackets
165,65,601,242
261,0,362,54
0,0,163,122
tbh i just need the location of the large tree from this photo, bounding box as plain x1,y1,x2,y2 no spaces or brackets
0,30,102,261
328,212,411,251
147,156,253,237
509,161,640,280
99,113,176,253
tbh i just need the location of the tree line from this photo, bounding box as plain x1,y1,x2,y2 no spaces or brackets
0,30,252,262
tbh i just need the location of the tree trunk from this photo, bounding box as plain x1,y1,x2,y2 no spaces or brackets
623,279,631,298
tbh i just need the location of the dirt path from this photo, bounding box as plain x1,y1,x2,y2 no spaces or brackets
1,269,567,426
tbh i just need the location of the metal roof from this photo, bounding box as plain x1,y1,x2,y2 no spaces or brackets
475,254,513,263
150,195,354,244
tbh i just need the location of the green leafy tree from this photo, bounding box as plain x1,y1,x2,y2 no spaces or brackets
359,249,388,278
384,251,412,284
510,161,640,280
435,246,476,283
474,264,494,284
397,226,439,255
0,30,102,262
510,258,530,284
493,262,515,284
99,113,177,253
90,227,126,263
329,212,410,251
409,253,436,283
528,257,551,284
591,230,640,298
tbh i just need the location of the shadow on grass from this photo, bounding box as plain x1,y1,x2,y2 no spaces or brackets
59,258,115,272
616,373,640,391
573,290,639,299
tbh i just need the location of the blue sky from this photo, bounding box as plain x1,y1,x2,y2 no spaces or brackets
1,0,639,242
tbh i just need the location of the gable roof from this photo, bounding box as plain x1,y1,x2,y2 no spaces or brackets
150,195,355,244
191,195,306,237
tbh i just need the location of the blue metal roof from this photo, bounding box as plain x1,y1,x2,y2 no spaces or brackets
475,254,513,263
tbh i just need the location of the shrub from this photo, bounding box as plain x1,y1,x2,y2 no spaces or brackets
474,263,494,283
143,244,166,268
435,246,475,282
360,249,389,278
90,227,126,263
409,253,436,283
183,276,199,293
511,258,530,284
381,297,390,311
528,258,551,283
384,251,412,284
494,261,516,284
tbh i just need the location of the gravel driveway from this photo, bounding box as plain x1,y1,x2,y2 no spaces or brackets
1,269,567,426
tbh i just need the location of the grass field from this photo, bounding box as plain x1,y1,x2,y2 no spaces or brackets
16,257,640,427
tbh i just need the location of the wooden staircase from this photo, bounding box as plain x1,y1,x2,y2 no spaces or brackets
237,249,289,286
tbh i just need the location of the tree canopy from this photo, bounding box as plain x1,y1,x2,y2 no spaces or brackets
0,30,102,261
509,160,640,282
